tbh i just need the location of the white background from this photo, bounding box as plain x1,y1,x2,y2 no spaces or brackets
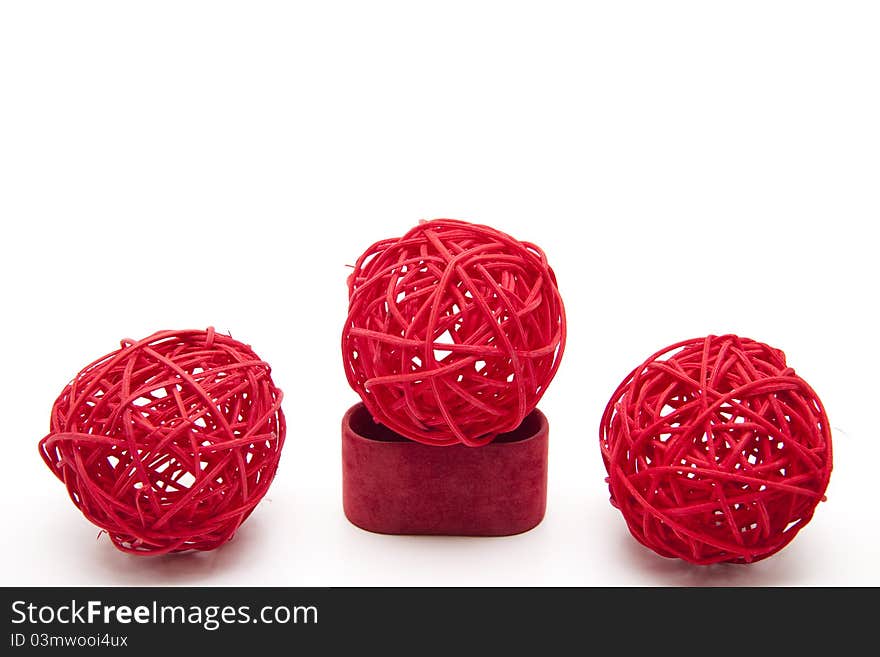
1,1,878,586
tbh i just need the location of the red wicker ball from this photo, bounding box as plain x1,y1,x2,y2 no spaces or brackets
600,335,832,565
39,328,285,555
342,218,566,446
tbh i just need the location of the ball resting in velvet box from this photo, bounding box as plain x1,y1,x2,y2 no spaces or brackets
341,403,549,536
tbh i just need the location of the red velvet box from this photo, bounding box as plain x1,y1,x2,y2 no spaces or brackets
342,403,549,536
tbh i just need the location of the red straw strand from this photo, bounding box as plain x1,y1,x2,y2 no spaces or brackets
39,328,285,555
342,219,566,447
600,335,832,565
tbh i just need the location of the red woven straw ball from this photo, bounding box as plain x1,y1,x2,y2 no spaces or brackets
342,219,566,446
39,328,285,555
600,335,832,565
